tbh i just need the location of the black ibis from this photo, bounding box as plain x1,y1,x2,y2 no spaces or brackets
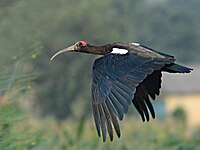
50,41,192,142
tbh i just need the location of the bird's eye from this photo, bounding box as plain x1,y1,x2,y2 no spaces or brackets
78,42,84,47
75,41,87,50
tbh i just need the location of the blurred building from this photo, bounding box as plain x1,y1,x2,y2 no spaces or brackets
162,66,200,128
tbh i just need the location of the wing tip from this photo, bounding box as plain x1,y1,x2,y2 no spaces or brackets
117,131,121,138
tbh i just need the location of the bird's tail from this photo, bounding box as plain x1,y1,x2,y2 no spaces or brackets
163,63,193,73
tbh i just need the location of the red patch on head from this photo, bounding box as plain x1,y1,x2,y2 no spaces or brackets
80,41,87,47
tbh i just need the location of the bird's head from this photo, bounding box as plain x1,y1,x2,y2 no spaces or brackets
50,41,88,60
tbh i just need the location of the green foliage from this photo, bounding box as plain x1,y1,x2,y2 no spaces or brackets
0,104,42,150
0,42,42,149
0,41,41,97
0,113,200,150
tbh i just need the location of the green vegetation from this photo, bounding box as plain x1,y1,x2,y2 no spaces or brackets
0,0,199,149
1,106,200,150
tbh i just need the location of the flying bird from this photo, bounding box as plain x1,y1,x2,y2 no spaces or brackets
50,41,192,142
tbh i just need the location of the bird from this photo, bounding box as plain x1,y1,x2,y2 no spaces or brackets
50,41,192,142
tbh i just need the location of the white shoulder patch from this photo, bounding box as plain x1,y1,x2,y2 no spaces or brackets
111,48,128,54
132,42,140,46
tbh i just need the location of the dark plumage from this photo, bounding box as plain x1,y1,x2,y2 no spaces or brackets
50,41,192,142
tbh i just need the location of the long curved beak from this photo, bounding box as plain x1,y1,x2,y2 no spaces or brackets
50,45,74,60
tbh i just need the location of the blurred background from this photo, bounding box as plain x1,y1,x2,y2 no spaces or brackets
0,0,200,149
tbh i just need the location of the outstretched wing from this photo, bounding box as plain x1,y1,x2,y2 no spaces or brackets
92,53,170,142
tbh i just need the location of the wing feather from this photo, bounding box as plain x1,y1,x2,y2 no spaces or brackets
133,70,162,121
92,53,170,141
110,89,129,113
102,103,113,141
105,100,121,137
98,104,107,142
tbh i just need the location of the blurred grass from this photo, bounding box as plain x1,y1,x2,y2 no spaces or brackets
1,100,200,150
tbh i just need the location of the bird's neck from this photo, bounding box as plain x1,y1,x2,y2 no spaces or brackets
79,44,112,55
